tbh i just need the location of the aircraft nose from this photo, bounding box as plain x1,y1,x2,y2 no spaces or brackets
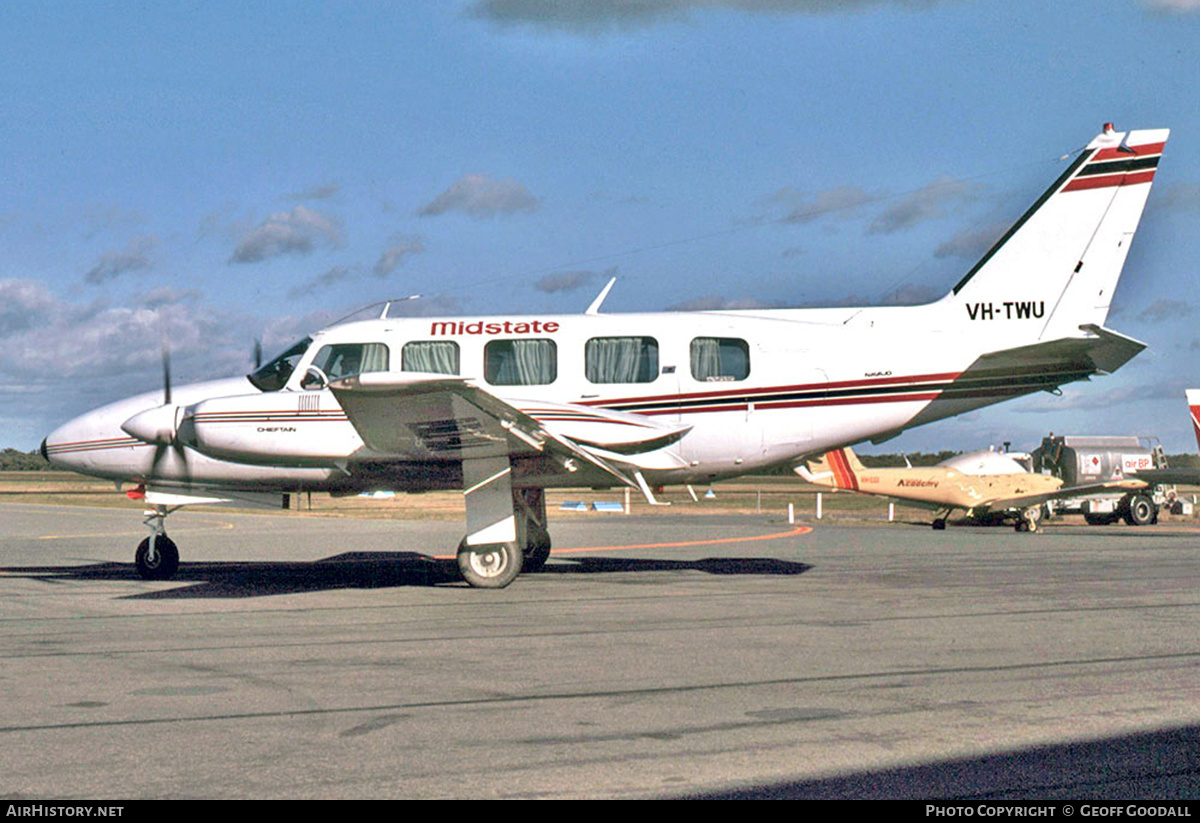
41,417,94,472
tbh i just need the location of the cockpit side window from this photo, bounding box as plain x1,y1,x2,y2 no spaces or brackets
248,337,312,392
305,342,390,387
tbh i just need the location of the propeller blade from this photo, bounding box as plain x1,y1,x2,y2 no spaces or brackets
161,345,172,406
253,338,263,370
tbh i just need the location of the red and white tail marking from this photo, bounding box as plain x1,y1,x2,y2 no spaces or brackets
1187,390,1200,454
825,448,860,491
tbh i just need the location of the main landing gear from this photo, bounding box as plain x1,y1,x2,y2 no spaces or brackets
454,487,552,589
1013,505,1043,533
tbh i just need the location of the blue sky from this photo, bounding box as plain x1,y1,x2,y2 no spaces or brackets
2,0,1199,455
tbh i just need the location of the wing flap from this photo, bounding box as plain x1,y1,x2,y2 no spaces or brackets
329,373,641,490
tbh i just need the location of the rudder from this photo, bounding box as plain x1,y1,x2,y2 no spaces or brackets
948,124,1168,341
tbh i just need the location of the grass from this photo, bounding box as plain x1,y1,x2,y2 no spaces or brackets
4,470,1199,529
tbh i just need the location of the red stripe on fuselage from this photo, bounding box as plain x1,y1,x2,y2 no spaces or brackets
579,371,962,409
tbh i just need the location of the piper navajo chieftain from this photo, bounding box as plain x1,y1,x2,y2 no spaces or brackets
797,446,1146,532
43,124,1169,587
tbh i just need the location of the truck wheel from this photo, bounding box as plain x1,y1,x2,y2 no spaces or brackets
1124,494,1156,526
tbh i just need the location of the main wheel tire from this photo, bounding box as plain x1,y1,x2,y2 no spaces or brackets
521,523,552,573
1124,494,1156,526
135,535,179,581
522,542,552,574
457,540,523,589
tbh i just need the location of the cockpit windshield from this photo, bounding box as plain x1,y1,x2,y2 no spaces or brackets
248,337,312,391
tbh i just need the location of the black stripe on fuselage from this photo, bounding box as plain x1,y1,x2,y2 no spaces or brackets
601,363,1092,414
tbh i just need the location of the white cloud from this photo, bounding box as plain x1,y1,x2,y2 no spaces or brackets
1141,0,1200,12
868,176,984,235
469,0,953,33
373,238,426,277
230,206,343,263
288,266,360,299
934,221,1008,260
0,279,58,336
1137,299,1192,324
84,236,158,284
769,185,877,224
535,269,605,294
667,295,779,311
418,174,539,219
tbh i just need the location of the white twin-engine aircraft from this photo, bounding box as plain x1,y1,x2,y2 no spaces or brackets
43,124,1169,588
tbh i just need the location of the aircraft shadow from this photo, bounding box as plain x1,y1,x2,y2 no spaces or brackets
0,553,812,599
539,557,812,576
678,723,1200,799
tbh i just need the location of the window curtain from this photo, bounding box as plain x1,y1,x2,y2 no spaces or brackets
360,343,389,374
690,338,724,381
586,337,657,383
487,339,556,385
402,341,459,374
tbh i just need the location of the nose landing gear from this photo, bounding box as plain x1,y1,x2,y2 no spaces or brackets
135,505,180,580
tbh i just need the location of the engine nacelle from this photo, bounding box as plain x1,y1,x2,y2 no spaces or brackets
182,390,364,466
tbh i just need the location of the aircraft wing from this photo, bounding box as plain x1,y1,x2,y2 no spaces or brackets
327,372,686,489
980,478,1148,512
1122,468,1200,486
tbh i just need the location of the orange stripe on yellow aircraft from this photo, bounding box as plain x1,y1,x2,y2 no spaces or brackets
796,447,1146,532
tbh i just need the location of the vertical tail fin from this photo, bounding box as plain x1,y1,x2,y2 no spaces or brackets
947,124,1168,341
797,447,864,489
1188,389,1200,454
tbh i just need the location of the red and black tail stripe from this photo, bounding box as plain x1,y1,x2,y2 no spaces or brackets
1062,141,1164,193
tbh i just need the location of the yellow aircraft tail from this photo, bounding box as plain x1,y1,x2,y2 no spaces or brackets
799,447,866,490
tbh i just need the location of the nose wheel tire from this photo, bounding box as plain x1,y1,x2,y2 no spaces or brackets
457,539,523,589
135,535,179,580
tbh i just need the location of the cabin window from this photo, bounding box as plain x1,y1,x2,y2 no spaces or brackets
484,339,557,386
307,342,390,385
401,340,460,375
585,336,659,384
690,337,750,382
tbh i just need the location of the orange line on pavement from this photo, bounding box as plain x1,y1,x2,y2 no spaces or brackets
435,525,812,559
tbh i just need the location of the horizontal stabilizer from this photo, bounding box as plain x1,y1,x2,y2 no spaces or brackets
969,325,1146,379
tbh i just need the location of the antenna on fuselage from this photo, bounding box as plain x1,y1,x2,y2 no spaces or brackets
379,295,421,320
585,277,617,316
